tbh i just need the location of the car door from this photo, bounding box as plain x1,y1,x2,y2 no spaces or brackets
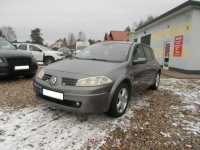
142,45,156,86
128,44,148,93
18,44,27,51
28,45,44,62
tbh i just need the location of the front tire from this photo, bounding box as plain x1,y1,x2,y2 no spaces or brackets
45,57,55,65
151,72,160,90
107,83,130,117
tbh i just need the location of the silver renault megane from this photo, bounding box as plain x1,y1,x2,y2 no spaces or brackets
33,42,160,117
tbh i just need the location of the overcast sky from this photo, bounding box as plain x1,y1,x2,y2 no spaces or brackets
0,0,186,45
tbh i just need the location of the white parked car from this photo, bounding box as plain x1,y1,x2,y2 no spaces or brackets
18,43,65,65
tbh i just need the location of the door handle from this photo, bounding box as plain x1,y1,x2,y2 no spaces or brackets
145,66,149,69
154,64,157,66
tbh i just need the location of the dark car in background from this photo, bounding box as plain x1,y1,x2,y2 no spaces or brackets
58,47,73,58
0,37,38,78
34,42,160,117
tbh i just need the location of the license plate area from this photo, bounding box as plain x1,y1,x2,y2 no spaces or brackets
41,88,63,100
13,65,29,71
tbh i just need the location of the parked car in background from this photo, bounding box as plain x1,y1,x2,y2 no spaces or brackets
0,37,38,78
75,41,90,54
58,47,73,58
18,43,65,65
33,42,161,117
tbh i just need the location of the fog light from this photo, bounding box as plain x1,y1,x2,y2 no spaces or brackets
75,102,80,107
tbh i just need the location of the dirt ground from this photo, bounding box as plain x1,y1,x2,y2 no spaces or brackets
0,68,199,149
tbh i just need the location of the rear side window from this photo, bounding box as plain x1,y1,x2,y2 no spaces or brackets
18,45,27,50
142,45,153,60
149,47,155,59
132,45,145,61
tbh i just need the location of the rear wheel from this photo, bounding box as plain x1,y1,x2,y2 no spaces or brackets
151,72,160,90
107,83,130,117
45,57,55,65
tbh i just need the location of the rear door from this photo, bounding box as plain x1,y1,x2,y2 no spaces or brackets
142,45,157,86
28,45,44,62
128,44,148,93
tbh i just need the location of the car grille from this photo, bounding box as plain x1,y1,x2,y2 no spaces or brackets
7,58,31,66
42,74,52,81
62,77,78,86
38,93,81,108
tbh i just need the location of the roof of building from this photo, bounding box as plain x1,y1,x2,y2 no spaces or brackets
105,31,129,41
51,40,68,47
135,0,200,32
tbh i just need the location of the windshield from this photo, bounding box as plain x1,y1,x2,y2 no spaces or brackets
38,45,51,51
76,43,131,62
77,46,88,51
58,48,71,52
0,37,16,50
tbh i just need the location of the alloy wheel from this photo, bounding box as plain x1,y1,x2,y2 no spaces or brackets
156,73,160,87
117,88,128,113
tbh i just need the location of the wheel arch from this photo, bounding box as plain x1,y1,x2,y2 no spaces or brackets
44,56,55,61
106,75,132,112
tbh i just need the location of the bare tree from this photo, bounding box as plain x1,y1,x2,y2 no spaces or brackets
134,15,155,29
67,33,76,45
77,31,87,41
1,26,17,42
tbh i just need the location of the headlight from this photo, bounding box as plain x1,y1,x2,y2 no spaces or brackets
37,68,44,79
0,58,3,63
32,56,36,61
76,76,113,86
56,53,63,56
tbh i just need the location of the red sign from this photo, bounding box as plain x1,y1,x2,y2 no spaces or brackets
173,35,183,57
165,43,170,57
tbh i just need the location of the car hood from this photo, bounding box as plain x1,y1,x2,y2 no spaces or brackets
0,49,32,58
45,59,119,76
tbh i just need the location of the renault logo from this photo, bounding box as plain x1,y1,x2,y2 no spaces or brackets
51,77,57,85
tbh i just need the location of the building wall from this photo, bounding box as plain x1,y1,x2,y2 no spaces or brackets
51,41,64,48
188,8,200,71
134,8,199,72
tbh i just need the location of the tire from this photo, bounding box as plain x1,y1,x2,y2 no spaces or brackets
107,83,130,117
23,73,36,78
151,72,160,90
45,57,55,65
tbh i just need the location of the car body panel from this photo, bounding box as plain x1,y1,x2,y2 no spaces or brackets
0,38,38,77
33,42,160,114
18,43,65,63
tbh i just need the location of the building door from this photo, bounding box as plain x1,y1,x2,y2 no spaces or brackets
141,34,151,46
163,42,170,70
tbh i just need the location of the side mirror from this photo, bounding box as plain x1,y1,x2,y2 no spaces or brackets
132,58,146,65
38,49,42,52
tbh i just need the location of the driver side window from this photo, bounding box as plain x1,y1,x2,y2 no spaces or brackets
132,45,145,61
29,45,41,51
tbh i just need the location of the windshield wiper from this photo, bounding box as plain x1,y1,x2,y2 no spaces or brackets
89,58,108,62
74,56,80,59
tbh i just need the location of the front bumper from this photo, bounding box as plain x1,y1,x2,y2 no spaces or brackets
33,78,113,114
55,56,65,61
0,61,38,76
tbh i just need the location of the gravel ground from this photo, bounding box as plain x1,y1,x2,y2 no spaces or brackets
0,71,199,149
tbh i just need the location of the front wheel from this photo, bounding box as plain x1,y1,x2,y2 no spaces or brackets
151,72,160,90
45,57,55,65
107,83,130,117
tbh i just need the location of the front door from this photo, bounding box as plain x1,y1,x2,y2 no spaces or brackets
128,44,148,93
28,45,44,62
163,42,170,70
